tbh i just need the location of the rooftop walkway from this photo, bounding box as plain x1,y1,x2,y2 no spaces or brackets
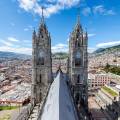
39,70,79,120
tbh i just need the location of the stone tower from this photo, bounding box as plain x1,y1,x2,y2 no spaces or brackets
31,10,52,104
69,16,88,107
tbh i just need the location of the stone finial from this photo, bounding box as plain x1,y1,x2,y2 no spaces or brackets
32,28,36,40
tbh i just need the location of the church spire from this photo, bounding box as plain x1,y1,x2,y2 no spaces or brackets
32,28,36,39
39,6,45,27
38,6,49,37
77,3,80,25
75,2,82,31
32,28,37,44
41,6,45,24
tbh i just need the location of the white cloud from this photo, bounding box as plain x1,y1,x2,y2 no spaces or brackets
104,10,116,15
52,43,68,53
24,25,33,31
67,38,69,42
24,28,29,31
45,4,62,17
88,47,96,53
0,46,32,55
0,37,19,47
0,40,13,46
22,40,31,43
81,5,116,16
96,41,120,48
0,43,68,54
8,37,19,42
88,33,96,37
28,25,33,29
10,22,15,26
18,0,80,17
18,0,36,11
93,5,116,16
0,37,31,55
82,7,91,16
58,0,80,7
93,5,105,14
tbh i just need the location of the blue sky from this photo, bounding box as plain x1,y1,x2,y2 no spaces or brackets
0,0,120,54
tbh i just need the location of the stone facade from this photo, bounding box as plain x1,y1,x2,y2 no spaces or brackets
31,9,88,110
88,73,111,90
31,15,52,104
69,17,88,107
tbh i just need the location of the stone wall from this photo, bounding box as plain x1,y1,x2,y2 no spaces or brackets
15,103,34,120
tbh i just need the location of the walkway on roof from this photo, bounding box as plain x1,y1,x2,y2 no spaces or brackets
39,70,79,120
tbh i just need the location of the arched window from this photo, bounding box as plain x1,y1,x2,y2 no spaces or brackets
76,51,80,58
77,28,79,33
41,35,44,38
78,42,80,47
37,74,42,83
75,93,79,104
40,74,42,83
77,75,80,83
75,51,81,66
75,41,77,47
76,34,79,39
38,51,45,65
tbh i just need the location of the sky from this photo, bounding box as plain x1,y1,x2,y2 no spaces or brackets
0,0,120,55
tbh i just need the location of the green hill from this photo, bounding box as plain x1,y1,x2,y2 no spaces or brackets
94,45,120,54
52,52,68,59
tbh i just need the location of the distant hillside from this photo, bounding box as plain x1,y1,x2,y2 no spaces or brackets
52,52,68,59
94,45,120,54
0,51,31,59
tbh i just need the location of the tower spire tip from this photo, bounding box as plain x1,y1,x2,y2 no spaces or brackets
41,6,45,24
77,1,80,24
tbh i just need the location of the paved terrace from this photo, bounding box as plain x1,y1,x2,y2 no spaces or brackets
88,97,112,120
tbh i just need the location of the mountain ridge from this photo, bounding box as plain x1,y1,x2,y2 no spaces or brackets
93,45,120,54
0,51,31,59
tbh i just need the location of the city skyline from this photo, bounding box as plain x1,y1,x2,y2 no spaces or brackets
0,0,120,55
0,1,120,119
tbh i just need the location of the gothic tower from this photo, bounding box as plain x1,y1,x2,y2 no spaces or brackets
69,15,88,107
31,10,52,104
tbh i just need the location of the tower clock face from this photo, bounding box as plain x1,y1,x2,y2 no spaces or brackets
38,50,45,65
75,51,82,66
38,51,44,59
76,51,81,58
